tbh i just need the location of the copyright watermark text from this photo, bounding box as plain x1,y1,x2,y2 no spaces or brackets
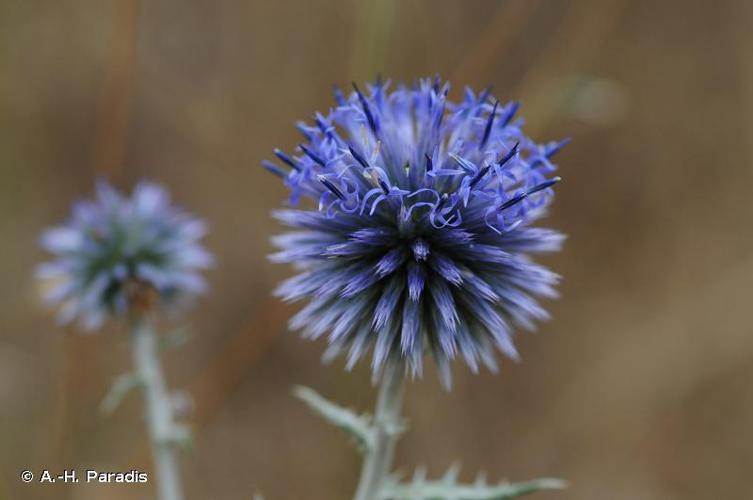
20,469,148,485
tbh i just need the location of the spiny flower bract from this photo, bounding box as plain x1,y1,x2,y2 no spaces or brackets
267,77,565,384
37,181,213,330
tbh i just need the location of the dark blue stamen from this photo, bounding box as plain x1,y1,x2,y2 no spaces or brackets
469,164,491,189
435,193,449,211
425,154,433,172
531,139,570,168
499,101,520,127
318,175,345,199
480,100,498,149
300,144,326,167
432,74,441,93
315,115,332,137
352,82,379,135
498,192,528,211
273,148,300,171
498,177,561,211
262,160,286,178
527,176,561,195
348,145,369,168
545,138,571,158
497,142,520,168
378,178,390,194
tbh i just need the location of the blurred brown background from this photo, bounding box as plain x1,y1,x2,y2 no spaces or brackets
2,0,752,499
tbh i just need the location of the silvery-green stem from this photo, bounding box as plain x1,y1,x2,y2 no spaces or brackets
353,363,406,500
131,315,184,500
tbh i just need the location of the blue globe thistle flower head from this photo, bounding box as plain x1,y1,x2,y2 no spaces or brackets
37,181,213,331
267,77,565,385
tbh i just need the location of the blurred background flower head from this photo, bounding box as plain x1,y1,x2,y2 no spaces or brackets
270,78,564,385
36,180,213,330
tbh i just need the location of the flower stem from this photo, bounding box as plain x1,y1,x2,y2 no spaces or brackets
353,363,406,500
131,315,184,500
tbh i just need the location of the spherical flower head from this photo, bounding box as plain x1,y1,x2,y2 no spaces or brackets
267,77,565,385
37,181,213,331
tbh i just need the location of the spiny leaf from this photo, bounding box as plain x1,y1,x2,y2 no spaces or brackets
381,465,566,500
381,478,566,499
293,385,375,452
100,372,143,415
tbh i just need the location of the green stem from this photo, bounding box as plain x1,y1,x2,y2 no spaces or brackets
353,363,406,500
131,315,184,500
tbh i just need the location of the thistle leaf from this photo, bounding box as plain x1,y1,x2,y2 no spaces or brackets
100,372,143,415
381,466,566,500
293,385,375,452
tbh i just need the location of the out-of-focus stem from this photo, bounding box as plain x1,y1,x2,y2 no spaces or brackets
131,315,184,500
353,363,406,500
